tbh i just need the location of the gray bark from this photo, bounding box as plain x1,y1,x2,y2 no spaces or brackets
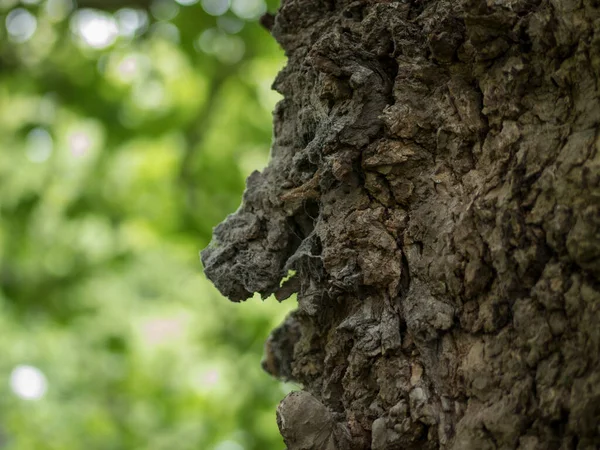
201,0,600,448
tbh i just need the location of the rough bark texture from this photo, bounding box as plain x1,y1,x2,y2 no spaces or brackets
201,0,600,448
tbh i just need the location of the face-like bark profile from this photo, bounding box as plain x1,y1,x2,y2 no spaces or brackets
201,0,600,448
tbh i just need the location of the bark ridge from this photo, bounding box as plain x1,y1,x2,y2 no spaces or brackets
201,0,600,448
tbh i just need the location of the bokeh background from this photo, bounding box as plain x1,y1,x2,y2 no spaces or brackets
0,0,295,448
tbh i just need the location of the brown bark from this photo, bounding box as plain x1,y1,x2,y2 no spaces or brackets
202,0,600,448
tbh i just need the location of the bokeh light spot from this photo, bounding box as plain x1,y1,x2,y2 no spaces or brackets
10,365,48,400
217,16,243,34
196,29,245,64
150,22,180,43
230,0,265,20
204,369,219,385
116,53,149,83
142,317,186,345
5,8,37,43
45,0,74,22
201,0,229,16
150,0,180,21
72,9,119,49
195,28,217,53
115,8,148,38
216,35,245,64
119,56,139,78
68,130,93,157
26,128,53,163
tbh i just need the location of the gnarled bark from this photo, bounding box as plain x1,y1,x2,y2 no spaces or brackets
201,0,600,448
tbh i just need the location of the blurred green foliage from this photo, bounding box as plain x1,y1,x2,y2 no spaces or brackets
0,0,295,448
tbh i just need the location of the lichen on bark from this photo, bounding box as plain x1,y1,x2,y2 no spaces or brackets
201,0,600,448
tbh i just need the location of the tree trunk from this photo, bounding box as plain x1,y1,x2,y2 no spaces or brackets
201,0,600,448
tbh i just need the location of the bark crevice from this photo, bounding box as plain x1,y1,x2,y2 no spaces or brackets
201,0,600,448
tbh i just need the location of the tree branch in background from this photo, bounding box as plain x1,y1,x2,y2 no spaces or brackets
179,73,229,184
178,65,242,211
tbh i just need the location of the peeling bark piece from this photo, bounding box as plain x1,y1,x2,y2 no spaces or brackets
201,170,295,302
277,391,351,450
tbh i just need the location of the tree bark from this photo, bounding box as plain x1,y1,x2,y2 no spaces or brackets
201,0,600,449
